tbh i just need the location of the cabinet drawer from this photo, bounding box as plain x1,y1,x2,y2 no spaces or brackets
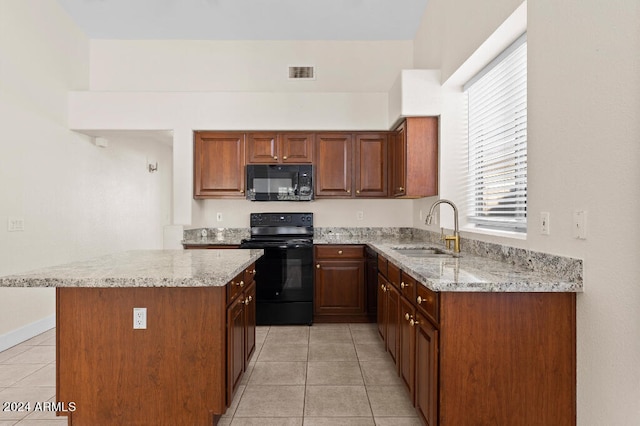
227,271,246,304
415,284,439,325
315,245,365,259
399,272,416,300
244,263,257,284
377,255,388,278
387,262,401,290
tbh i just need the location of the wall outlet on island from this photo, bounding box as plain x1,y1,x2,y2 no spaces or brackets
356,211,364,221
216,212,223,222
133,308,147,330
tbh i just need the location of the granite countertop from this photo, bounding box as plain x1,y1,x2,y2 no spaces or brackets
369,242,581,293
0,249,264,288
313,230,582,293
180,227,583,293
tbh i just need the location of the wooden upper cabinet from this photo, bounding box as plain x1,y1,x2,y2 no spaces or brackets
246,132,313,164
315,133,353,197
280,133,314,163
246,132,278,164
355,133,388,197
391,117,439,198
194,132,246,198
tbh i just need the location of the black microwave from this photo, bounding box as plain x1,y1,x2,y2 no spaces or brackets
246,164,313,201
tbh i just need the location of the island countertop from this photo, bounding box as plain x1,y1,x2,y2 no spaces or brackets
0,249,264,288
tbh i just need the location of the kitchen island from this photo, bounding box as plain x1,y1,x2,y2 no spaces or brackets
0,249,264,426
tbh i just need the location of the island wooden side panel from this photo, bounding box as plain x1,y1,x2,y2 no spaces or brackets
56,287,226,426
439,292,576,426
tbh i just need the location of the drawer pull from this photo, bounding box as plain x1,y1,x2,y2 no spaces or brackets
338,250,343,255
274,155,278,160
283,156,288,160
417,296,422,304
405,313,410,321
239,280,245,288
400,282,405,289
316,264,321,269
410,318,419,327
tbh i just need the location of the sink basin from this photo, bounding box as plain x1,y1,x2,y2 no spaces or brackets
392,247,457,258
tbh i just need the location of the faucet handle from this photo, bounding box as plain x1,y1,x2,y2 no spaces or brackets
440,227,446,242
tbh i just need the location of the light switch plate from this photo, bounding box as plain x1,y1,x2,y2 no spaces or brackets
7,217,25,232
540,212,550,235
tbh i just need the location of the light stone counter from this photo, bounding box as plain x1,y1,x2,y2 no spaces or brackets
0,249,264,288
312,227,583,293
369,243,582,293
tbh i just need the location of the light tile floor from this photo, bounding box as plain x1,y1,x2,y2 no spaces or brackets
0,324,422,425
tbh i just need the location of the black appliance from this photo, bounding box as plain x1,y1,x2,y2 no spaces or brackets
239,212,314,325
246,164,313,201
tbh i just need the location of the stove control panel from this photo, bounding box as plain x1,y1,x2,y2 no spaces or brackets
250,212,313,227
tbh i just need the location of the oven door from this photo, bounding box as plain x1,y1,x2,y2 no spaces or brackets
254,246,313,303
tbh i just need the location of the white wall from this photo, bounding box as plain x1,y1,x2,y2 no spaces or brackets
413,0,640,424
89,40,413,93
192,198,414,229
0,1,172,348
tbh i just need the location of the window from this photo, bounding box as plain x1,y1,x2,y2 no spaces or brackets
464,33,527,233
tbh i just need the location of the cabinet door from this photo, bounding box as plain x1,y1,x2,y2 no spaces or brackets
386,284,400,366
392,117,439,198
415,312,438,426
246,132,278,164
399,296,416,400
315,133,353,197
391,123,407,197
226,296,245,405
355,133,388,197
314,260,366,316
244,282,256,366
377,273,388,341
194,132,246,198
280,133,314,163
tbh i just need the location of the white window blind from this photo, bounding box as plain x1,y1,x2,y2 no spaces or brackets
465,33,527,233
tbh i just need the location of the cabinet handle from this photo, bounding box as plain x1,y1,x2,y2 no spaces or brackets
283,156,288,160
338,250,343,255
410,319,419,327
400,282,405,289
399,187,404,192
239,280,244,288
274,155,278,160
316,264,321,269
405,313,410,321
347,189,351,194
248,295,253,302
356,190,360,194
416,296,423,304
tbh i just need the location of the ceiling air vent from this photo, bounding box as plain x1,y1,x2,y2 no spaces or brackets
288,66,316,80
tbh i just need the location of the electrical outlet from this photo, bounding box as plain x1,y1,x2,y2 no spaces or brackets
7,217,24,232
356,211,364,221
573,210,587,239
540,212,550,235
216,212,223,222
133,308,147,329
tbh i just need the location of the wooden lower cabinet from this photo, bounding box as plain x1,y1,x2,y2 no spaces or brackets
377,273,388,340
399,296,416,400
56,266,257,425
415,312,438,426
314,245,367,322
376,254,576,426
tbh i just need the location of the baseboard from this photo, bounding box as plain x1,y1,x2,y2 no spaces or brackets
0,315,55,352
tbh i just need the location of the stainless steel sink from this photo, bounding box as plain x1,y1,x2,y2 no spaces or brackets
392,247,458,258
